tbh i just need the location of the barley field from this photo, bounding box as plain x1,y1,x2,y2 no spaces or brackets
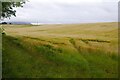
2,22,118,78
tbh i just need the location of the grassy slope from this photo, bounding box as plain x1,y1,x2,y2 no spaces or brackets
2,22,118,78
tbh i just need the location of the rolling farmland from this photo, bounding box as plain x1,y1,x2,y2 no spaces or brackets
2,22,118,78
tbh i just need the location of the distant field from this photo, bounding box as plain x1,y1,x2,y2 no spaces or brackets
2,22,118,78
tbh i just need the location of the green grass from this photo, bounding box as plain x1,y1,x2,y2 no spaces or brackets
2,22,118,78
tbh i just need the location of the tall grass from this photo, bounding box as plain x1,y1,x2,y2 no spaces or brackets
2,22,118,78
2,35,118,78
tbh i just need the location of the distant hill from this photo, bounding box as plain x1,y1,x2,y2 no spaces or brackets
9,22,31,24
0,22,31,25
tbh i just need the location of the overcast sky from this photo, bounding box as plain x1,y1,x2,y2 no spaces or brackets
4,0,119,24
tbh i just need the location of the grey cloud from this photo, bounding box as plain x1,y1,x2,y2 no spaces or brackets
4,0,118,24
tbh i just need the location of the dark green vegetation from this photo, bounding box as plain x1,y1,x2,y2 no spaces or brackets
2,35,118,78
1,1,25,19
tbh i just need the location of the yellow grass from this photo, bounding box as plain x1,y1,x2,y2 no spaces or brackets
3,22,118,53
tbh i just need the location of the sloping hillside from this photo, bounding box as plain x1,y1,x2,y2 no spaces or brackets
2,22,118,78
